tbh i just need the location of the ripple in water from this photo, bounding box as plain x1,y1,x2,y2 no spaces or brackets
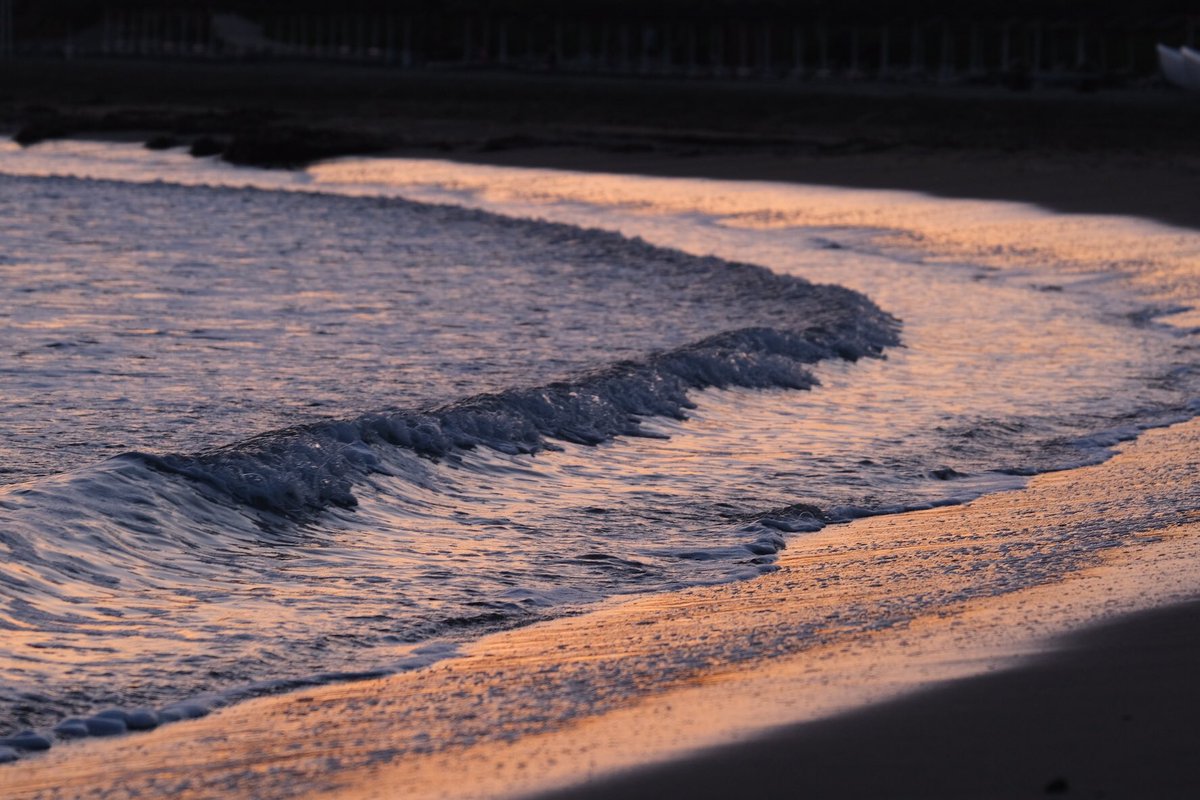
0,145,1198,747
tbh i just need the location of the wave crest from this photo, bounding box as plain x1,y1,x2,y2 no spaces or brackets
135,313,897,516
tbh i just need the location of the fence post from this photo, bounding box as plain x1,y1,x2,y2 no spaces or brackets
878,26,890,78
102,7,112,55
818,22,829,77
910,22,923,76
939,20,954,81
710,22,723,76
599,21,610,71
737,22,748,76
1001,21,1010,72
0,0,11,60
627,22,636,72
1031,20,1042,75
687,23,697,75
792,26,804,78
970,23,983,75
660,23,671,74
640,22,651,74
850,27,860,77
760,23,771,77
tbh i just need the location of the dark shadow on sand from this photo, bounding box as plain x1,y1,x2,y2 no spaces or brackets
4,60,1200,230
534,600,1200,799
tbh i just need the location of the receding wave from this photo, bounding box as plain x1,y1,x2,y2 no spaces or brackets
0,258,896,736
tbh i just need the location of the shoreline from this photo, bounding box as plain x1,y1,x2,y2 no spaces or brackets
535,599,1200,800
4,63,1200,797
3,58,1199,231
427,145,1200,233
4,413,1200,800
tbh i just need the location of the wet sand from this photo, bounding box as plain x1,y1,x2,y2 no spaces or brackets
4,414,1200,800
535,601,1200,800
3,59,1200,229
439,144,1200,234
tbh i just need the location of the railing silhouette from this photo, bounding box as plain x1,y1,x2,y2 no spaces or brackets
0,0,14,61
11,9,1200,87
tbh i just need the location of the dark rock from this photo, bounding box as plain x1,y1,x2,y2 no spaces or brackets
125,709,159,731
930,467,966,480
14,119,71,146
1044,776,1069,794
95,709,129,722
189,136,227,157
221,126,388,169
156,708,184,723
145,135,181,150
161,703,208,720
52,719,90,739
83,716,126,736
0,746,18,764
0,733,51,751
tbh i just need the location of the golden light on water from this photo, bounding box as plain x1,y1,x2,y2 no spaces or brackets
3,143,1200,798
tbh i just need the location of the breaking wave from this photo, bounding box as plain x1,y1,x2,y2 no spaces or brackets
135,320,894,516
0,238,897,736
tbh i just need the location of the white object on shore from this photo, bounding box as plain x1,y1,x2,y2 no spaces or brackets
1157,44,1200,90
1182,47,1200,89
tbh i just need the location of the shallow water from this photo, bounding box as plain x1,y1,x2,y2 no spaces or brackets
0,141,1197,740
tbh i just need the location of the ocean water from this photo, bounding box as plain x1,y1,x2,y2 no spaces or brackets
1,141,1198,746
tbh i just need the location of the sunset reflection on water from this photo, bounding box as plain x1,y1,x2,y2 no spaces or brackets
1,142,1198,783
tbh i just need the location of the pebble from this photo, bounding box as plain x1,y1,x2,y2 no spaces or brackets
0,745,18,764
0,733,52,751
83,716,127,736
161,703,208,721
53,719,90,739
95,709,129,722
126,709,159,730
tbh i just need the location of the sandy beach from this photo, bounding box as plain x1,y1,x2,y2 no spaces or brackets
3,59,1200,228
4,410,1200,799
538,600,1200,800
3,59,1200,799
